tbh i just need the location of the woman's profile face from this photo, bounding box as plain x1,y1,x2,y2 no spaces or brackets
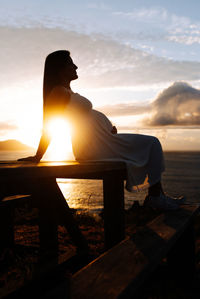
61,57,78,82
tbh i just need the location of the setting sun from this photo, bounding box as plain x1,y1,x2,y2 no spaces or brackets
45,117,74,161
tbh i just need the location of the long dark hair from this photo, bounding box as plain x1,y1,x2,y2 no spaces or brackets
43,50,71,113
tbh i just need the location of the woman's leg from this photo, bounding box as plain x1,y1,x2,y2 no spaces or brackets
145,137,184,210
146,137,165,187
148,181,164,196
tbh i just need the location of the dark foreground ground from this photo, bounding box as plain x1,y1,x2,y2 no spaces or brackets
1,202,200,299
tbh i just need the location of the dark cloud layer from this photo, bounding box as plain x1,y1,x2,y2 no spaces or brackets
147,82,200,126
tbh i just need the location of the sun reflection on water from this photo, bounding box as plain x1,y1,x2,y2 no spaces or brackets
57,178,104,212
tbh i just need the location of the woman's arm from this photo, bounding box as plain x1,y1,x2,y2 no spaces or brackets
18,130,51,162
35,130,51,161
18,99,53,162
18,86,70,162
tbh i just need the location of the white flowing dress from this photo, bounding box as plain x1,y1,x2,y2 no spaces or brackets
66,90,165,192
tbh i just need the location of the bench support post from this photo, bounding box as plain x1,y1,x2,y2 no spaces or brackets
103,174,125,249
35,179,88,256
36,193,59,266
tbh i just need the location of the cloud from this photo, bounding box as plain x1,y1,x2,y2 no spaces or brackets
0,26,200,90
99,102,150,117
113,8,168,22
87,2,110,11
0,122,18,133
166,13,200,45
113,7,200,46
98,81,200,129
146,82,200,126
168,34,200,45
112,7,191,31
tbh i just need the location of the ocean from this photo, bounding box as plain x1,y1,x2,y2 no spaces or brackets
0,151,200,214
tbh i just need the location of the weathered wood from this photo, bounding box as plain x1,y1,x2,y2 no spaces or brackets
71,205,200,299
103,172,125,249
49,179,89,252
0,161,127,181
0,161,127,251
4,256,72,299
33,183,59,265
34,178,88,253
0,161,127,297
0,178,87,263
167,221,196,284
0,195,31,251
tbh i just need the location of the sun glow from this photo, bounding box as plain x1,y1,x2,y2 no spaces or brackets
45,117,74,161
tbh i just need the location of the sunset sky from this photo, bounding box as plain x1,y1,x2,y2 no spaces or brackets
1,0,200,158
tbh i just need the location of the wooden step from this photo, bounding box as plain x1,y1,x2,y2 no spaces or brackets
71,205,200,299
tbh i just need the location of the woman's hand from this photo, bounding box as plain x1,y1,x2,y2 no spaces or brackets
111,126,117,134
17,155,40,163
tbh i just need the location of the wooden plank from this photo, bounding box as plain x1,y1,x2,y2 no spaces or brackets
0,161,127,181
71,205,200,299
103,173,125,249
167,223,196,284
0,180,34,199
0,195,31,251
1,194,31,206
0,161,126,168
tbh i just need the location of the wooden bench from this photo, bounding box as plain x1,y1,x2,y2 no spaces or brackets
71,205,199,299
0,161,127,257
0,160,127,297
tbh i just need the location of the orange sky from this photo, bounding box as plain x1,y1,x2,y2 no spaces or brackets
1,2,200,157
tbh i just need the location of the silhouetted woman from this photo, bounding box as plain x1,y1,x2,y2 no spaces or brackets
19,50,184,210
